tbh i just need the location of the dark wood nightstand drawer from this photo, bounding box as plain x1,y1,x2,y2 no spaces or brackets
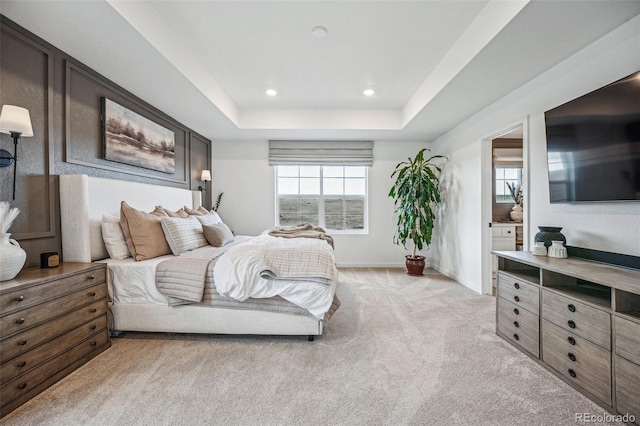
542,290,610,350
0,268,105,317
498,273,539,314
0,316,107,385
0,330,109,407
0,283,107,339
0,299,107,364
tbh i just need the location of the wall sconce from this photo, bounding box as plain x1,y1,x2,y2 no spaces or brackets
0,105,34,200
198,169,211,193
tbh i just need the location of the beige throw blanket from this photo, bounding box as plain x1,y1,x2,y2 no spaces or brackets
267,224,334,249
156,257,211,306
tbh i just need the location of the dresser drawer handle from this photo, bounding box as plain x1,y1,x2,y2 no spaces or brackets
568,320,576,329
89,291,97,297
90,341,97,347
90,308,97,313
568,304,576,313
18,340,27,346
17,361,27,368
568,336,576,345
17,383,27,390
15,295,24,302
90,325,97,330
514,283,520,289
513,333,520,341
88,274,96,280
513,296,520,303
568,352,576,362
513,308,519,315
513,321,520,328
568,369,577,378
16,317,25,324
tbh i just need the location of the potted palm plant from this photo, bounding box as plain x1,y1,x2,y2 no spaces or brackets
389,148,446,276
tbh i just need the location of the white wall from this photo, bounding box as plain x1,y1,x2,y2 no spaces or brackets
428,15,640,293
211,139,430,266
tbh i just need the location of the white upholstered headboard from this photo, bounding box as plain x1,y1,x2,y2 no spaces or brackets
60,175,201,263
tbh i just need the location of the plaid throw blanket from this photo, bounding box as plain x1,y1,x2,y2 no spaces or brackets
260,239,335,285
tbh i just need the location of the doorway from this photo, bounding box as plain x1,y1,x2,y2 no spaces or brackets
480,118,530,295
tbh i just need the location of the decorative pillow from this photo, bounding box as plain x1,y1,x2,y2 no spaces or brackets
120,201,170,261
202,222,235,247
101,214,131,260
183,206,204,216
161,206,189,218
197,206,210,215
196,211,222,227
160,216,208,255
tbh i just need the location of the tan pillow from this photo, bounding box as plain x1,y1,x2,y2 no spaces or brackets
120,201,171,261
203,222,235,247
183,206,204,216
162,206,189,218
197,206,210,215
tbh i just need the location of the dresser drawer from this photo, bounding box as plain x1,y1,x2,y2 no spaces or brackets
498,273,540,314
0,268,105,316
1,330,108,406
0,283,107,339
542,290,610,350
498,315,539,357
542,320,611,386
0,299,107,363
615,355,640,424
0,316,107,385
614,316,640,366
498,297,539,340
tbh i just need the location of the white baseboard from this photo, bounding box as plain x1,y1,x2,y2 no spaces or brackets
336,262,406,268
429,263,481,294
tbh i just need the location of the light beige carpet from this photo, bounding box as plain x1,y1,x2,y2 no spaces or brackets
1,268,622,425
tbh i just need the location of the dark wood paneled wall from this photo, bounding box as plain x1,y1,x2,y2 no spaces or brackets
0,16,211,267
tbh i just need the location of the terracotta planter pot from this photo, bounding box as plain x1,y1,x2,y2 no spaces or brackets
405,255,425,277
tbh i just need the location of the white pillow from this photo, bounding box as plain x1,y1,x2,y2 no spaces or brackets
196,211,222,227
101,214,131,260
160,216,208,255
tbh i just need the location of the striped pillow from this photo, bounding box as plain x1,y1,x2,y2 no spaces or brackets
160,216,208,255
196,212,222,227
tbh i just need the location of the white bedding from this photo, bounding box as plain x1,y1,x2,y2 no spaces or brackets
100,235,336,319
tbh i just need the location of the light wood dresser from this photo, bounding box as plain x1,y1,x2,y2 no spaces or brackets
494,251,640,424
0,263,110,417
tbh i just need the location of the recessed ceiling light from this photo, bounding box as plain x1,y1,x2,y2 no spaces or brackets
363,88,376,97
265,89,278,96
312,26,328,38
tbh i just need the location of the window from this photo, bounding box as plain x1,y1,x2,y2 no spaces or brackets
495,167,522,203
276,165,367,233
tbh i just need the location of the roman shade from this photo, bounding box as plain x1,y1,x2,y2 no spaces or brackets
268,140,373,166
493,148,523,167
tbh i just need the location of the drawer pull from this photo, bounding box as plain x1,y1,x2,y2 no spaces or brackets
568,336,576,345
568,352,576,362
16,317,25,324
568,369,577,378
513,333,520,341
90,325,97,330
567,320,576,329
17,361,27,368
514,283,520,289
568,304,576,313
89,291,97,297
88,274,96,280
17,383,27,390
513,308,519,315
18,340,27,346
90,308,97,313
513,321,520,328
513,296,520,303
91,341,97,347
15,295,24,302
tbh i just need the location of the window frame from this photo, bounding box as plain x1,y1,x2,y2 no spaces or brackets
274,165,369,235
495,166,523,204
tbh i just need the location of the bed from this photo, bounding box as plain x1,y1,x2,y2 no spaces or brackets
59,174,338,340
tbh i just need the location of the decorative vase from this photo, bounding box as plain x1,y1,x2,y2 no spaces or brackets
406,255,425,277
548,240,568,258
510,204,523,222
534,226,566,249
0,233,27,281
532,241,547,256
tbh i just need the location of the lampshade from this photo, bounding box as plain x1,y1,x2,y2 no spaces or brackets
0,105,34,137
200,170,211,182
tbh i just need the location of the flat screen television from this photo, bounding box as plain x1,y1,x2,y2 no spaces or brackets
544,70,640,203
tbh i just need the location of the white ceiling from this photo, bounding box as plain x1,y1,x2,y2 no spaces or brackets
2,0,640,142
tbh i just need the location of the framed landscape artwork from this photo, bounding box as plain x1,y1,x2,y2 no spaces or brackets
102,98,175,174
